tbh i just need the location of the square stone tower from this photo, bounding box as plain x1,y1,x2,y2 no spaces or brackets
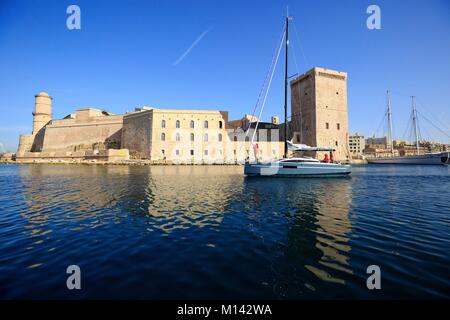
290,67,349,161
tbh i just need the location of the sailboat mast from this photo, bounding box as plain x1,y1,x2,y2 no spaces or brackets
411,96,420,155
387,90,394,155
283,15,289,158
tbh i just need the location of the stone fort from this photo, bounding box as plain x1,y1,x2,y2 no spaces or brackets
16,67,349,163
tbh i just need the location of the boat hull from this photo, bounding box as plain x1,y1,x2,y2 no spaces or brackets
367,152,449,165
244,162,351,177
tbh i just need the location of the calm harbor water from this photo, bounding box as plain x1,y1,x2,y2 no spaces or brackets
0,164,449,299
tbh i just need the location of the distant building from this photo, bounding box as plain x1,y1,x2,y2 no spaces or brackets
366,136,388,149
393,139,408,147
290,67,349,161
418,140,449,153
226,114,258,131
363,146,399,158
349,133,365,158
397,145,428,156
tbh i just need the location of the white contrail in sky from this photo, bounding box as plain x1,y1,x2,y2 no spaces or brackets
173,28,211,66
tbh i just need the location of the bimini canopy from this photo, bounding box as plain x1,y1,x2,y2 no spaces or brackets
287,141,335,152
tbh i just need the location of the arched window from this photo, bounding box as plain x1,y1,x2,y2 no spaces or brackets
161,120,166,128
161,133,165,141
234,136,238,142
218,133,222,142
204,120,208,129
219,121,223,129
204,133,208,142
190,120,195,128
176,133,181,141
176,120,180,128
190,133,195,141
245,136,250,142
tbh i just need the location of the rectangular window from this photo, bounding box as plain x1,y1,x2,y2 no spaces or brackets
326,122,329,129
190,150,194,156
337,123,340,130
204,150,208,156
175,149,180,156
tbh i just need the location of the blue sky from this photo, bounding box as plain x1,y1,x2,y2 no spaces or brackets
0,0,449,151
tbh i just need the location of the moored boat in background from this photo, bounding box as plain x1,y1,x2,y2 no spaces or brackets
367,93,449,166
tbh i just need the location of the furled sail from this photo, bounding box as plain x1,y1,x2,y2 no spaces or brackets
287,141,335,152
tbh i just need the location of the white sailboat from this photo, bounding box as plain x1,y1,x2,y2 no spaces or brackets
244,15,351,177
367,93,450,165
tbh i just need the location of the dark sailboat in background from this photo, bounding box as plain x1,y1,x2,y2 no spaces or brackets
367,92,449,165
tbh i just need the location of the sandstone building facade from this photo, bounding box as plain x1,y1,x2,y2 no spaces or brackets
122,107,283,164
290,67,349,161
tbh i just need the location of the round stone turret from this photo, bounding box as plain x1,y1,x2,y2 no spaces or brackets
32,92,52,134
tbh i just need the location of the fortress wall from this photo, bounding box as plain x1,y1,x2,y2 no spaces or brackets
17,134,34,155
15,149,129,162
41,116,123,151
31,128,47,152
122,111,153,159
50,114,124,126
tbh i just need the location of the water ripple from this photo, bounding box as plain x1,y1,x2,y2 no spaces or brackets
0,164,449,299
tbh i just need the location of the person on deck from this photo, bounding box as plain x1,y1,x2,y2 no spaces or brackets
330,152,334,163
323,153,329,163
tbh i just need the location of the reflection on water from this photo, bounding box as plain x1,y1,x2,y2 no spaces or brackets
0,164,449,299
242,177,353,297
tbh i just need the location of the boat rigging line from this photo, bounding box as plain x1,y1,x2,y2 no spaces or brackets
244,25,285,139
250,27,285,146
